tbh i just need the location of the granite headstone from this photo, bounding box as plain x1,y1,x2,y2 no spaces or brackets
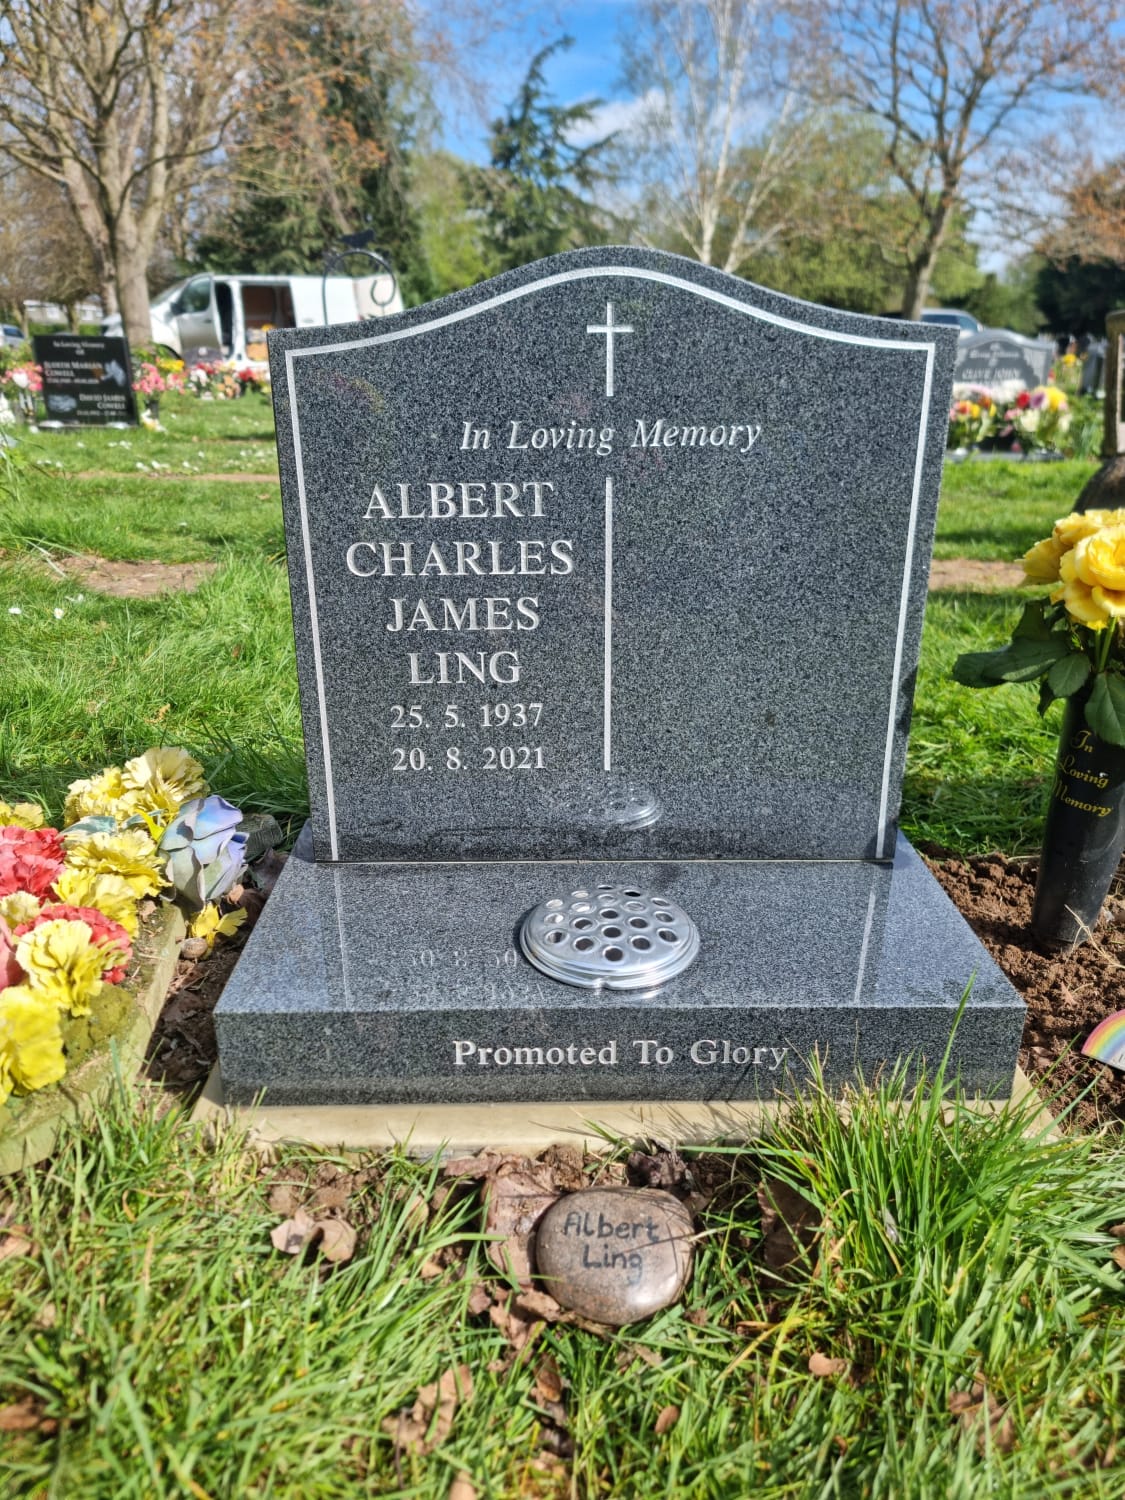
32,333,137,426
953,331,1054,397
214,247,1025,1107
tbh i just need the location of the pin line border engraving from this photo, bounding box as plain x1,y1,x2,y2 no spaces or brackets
284,265,937,860
604,475,613,772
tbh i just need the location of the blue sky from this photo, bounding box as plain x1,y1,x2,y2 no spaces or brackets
432,3,633,163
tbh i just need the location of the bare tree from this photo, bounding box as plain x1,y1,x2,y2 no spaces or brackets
820,0,1124,319
620,0,822,275
0,0,246,344
0,164,98,328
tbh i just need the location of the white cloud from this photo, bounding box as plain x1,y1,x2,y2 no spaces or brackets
568,90,662,146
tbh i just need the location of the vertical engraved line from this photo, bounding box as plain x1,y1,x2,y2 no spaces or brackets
604,475,613,771
605,303,615,397
876,343,935,859
287,349,339,859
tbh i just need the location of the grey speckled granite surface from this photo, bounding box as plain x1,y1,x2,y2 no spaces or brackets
268,248,958,863
215,830,1025,1105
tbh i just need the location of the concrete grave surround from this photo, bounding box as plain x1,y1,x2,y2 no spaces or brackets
214,248,1026,1111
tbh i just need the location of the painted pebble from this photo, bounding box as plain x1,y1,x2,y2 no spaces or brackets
534,1187,694,1325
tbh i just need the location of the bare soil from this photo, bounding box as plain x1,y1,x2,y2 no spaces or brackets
924,849,1125,1132
928,557,1026,591
62,556,218,598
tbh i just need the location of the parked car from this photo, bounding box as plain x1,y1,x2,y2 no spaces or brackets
101,271,404,363
0,323,25,346
921,308,982,338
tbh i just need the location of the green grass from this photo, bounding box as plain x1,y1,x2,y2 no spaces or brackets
3,390,1125,1496
2,1065,1123,1497
935,458,1100,562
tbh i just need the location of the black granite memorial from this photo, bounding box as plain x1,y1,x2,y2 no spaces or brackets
32,333,137,426
953,331,1053,395
214,248,1025,1106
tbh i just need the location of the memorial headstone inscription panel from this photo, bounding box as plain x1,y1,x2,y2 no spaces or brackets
32,334,137,426
953,331,1053,395
214,248,1027,1107
273,248,951,863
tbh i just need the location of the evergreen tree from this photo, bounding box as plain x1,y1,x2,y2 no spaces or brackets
479,38,614,273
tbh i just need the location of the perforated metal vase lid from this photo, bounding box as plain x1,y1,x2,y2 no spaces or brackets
520,883,700,992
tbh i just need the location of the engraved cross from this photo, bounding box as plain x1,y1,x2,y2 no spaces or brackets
586,301,633,398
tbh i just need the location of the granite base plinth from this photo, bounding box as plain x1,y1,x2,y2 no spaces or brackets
214,833,1025,1106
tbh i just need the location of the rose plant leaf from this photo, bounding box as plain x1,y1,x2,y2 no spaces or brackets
1045,652,1092,698
1085,673,1125,747
952,635,1070,688
1012,598,1053,641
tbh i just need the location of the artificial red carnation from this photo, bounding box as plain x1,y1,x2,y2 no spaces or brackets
0,826,66,899
16,903,133,984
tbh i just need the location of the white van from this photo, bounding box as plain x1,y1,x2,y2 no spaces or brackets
101,271,404,363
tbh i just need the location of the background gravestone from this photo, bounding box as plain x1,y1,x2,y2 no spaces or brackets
214,248,1025,1107
953,331,1054,396
32,333,137,426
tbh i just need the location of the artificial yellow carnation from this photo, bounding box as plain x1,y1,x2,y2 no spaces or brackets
51,867,140,937
0,801,45,830
1075,525,1125,592
0,985,66,1103
0,891,41,928
188,902,247,953
120,747,208,820
1052,549,1110,630
63,765,132,825
16,918,113,1017
1021,534,1063,583
62,827,165,899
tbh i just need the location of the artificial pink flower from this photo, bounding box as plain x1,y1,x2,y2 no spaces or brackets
0,826,66,899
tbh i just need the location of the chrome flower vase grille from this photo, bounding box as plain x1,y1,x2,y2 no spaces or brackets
520,883,700,991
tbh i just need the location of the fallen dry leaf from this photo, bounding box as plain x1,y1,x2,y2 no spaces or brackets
1109,1222,1125,1243
271,1207,317,1256
808,1352,849,1378
442,1151,504,1180
32,1301,57,1331
382,1365,474,1456
448,1473,477,1500
0,1398,55,1433
267,1182,303,1217
654,1404,680,1435
949,1377,1017,1456
0,1231,34,1263
419,1258,444,1279
512,1287,564,1323
466,1283,493,1316
533,1354,564,1405
483,1160,558,1280
317,1218,357,1264
756,1179,819,1278
1113,1245,1125,1271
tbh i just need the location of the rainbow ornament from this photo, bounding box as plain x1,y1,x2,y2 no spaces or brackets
1082,1010,1125,1071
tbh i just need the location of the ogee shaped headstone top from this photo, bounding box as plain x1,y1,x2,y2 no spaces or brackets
269,248,956,863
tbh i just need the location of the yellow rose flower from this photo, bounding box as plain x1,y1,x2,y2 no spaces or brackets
1053,511,1117,554
62,827,165,899
1075,525,1125,592
120,747,208,820
1021,535,1063,583
0,891,41,928
52,867,140,937
0,801,45,830
0,985,66,1102
16,918,112,1016
63,765,131,825
1051,550,1110,630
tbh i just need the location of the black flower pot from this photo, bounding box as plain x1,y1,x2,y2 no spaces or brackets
1032,690,1125,949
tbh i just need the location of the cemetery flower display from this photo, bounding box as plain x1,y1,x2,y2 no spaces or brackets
1003,385,1070,453
0,362,43,397
0,745,251,1108
948,390,998,448
954,508,1125,947
954,507,1125,739
159,795,248,911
